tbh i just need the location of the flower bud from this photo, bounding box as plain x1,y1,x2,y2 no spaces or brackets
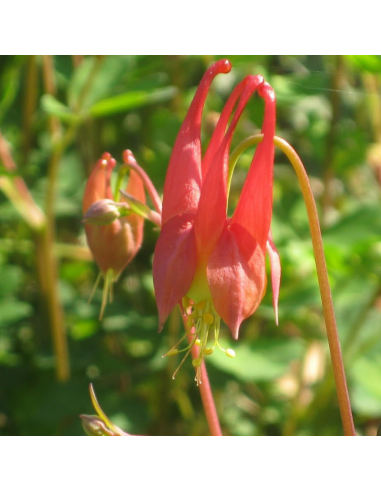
80,414,130,436
80,414,115,436
83,152,146,318
83,199,122,225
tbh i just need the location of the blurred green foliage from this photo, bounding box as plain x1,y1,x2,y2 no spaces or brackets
0,55,381,436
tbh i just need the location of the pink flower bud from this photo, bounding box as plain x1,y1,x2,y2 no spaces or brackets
83,199,122,225
83,152,145,317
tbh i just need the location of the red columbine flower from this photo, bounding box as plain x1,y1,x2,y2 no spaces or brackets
83,152,145,318
153,59,280,382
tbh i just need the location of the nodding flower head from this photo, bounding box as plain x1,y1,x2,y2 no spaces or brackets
83,152,145,318
152,59,280,383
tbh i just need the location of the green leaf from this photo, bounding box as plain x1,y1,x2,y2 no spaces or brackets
0,265,24,297
41,94,78,124
119,190,160,225
0,169,17,177
67,56,135,110
323,205,381,249
89,87,177,118
346,55,381,74
208,337,305,382
70,320,98,341
0,300,32,325
0,56,25,122
350,354,381,416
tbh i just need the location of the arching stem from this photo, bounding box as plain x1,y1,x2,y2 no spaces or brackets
230,134,356,436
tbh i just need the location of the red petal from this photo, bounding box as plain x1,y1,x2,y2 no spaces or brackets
207,222,266,339
153,213,197,329
195,75,264,263
266,232,281,325
230,82,276,251
161,59,231,225
85,220,136,276
121,168,146,253
201,78,247,179
82,153,115,214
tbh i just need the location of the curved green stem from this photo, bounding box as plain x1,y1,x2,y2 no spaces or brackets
230,134,356,436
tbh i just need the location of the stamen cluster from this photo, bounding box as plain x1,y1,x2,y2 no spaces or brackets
165,297,235,385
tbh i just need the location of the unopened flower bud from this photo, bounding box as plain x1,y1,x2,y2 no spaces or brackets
83,199,122,225
81,385,132,436
82,152,146,318
80,414,117,436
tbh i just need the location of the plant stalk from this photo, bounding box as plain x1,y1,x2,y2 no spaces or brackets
41,55,71,381
230,134,356,436
183,322,222,436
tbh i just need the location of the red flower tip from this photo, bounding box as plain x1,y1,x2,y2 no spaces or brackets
210,58,232,76
161,59,233,225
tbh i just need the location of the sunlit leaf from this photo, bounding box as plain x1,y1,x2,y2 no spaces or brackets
89,87,177,118
346,55,381,74
208,337,305,382
41,94,78,124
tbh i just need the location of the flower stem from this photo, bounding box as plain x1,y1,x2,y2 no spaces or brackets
230,134,356,436
189,332,223,436
179,313,222,436
41,55,71,382
122,150,163,215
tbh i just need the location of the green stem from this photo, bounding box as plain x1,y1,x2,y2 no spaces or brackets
39,55,100,381
230,134,356,436
41,55,71,382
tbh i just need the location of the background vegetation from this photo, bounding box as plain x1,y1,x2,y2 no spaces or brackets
1,55,381,436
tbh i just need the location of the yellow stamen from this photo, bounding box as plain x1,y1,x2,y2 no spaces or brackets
164,297,237,385
195,300,206,311
203,312,214,325
192,358,202,367
165,348,179,357
225,348,236,358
